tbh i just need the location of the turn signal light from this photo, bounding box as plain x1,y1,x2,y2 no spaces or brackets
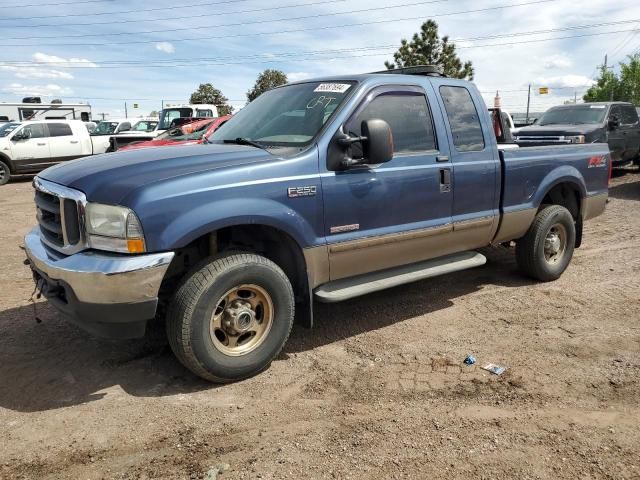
127,239,145,253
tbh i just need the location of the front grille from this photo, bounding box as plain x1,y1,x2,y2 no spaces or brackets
34,178,86,254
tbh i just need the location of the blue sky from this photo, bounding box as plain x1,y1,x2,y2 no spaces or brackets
0,0,639,119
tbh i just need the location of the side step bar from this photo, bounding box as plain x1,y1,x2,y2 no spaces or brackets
314,251,486,303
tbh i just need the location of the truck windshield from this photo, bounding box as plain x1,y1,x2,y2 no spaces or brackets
209,81,356,149
132,120,158,132
536,106,607,126
159,108,193,130
92,122,119,135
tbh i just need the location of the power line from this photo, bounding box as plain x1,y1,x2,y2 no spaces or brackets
2,0,350,29
1,0,121,8
0,26,636,69
7,3,626,40
0,0,556,46
0,0,261,20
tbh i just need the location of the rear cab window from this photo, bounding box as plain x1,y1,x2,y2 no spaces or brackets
439,85,485,152
48,123,73,137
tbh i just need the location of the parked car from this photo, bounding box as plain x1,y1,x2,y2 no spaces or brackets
514,102,640,166
91,119,133,154
157,104,219,131
108,117,204,151
118,115,231,151
129,119,159,133
24,66,609,382
0,120,94,185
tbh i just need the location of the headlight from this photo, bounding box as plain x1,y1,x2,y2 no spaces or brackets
85,203,146,253
567,135,585,144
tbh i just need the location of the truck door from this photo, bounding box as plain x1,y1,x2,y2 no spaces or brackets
607,104,626,163
435,84,499,245
47,122,83,165
320,85,454,280
8,123,50,172
619,104,640,161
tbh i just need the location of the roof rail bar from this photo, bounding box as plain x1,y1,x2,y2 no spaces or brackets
370,65,446,77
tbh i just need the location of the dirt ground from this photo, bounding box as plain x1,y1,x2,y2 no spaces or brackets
1,169,639,480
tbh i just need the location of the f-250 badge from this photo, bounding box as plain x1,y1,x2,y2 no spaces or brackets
288,186,317,198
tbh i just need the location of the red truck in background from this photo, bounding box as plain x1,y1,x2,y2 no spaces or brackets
119,116,231,151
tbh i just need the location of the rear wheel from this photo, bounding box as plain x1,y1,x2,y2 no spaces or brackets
0,160,10,186
166,253,295,382
516,205,576,281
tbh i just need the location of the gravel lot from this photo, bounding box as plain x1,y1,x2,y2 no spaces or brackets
1,170,639,480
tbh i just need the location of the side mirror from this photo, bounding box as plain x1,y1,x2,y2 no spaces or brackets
12,130,29,141
361,119,394,165
608,116,620,130
332,119,394,169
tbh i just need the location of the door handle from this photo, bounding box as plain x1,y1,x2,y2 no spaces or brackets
436,155,449,162
440,168,451,193
37,143,46,146
70,140,79,144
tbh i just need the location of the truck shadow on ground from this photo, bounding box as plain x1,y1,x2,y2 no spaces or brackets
608,175,640,201
0,247,530,412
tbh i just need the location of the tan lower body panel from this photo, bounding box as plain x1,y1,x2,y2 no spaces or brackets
492,208,537,244
326,217,496,281
582,192,608,220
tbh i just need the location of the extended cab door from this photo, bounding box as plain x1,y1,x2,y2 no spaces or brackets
8,123,51,172
435,83,499,245
321,85,454,280
47,122,84,164
607,104,626,163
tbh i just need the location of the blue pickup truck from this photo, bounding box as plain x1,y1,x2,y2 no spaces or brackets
24,66,609,382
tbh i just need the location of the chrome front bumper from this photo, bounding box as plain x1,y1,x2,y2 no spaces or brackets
24,226,174,304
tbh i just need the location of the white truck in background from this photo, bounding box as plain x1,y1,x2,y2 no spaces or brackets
1,120,100,185
90,119,134,154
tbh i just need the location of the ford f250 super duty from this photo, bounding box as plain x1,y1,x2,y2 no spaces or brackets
24,66,610,383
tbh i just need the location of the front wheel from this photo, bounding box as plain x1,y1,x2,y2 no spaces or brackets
167,253,295,382
516,205,576,282
0,160,10,186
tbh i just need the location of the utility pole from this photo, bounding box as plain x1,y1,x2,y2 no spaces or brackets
604,54,614,101
96,112,108,120
124,101,128,119
574,91,577,104
525,84,531,125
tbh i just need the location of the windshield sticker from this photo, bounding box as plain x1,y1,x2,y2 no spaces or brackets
307,96,336,109
589,105,606,109
314,83,351,93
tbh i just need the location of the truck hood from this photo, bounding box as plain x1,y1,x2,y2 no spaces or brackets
515,124,603,136
39,143,273,204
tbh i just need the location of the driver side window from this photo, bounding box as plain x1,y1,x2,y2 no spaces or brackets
347,93,437,157
18,123,46,139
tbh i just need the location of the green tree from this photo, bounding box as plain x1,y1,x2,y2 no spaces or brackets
385,20,474,80
619,54,640,105
247,69,288,102
583,67,624,102
189,83,233,115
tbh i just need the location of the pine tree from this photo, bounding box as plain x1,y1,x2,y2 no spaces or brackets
385,20,474,80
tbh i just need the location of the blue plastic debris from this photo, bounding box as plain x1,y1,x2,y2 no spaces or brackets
463,354,477,365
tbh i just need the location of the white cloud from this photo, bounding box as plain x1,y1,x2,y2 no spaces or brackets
287,72,310,82
0,52,97,81
0,65,73,79
32,52,97,68
543,54,573,69
2,83,73,97
535,75,595,90
155,42,175,54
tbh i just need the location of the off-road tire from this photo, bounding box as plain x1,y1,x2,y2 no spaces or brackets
516,205,576,282
0,160,10,186
166,253,295,383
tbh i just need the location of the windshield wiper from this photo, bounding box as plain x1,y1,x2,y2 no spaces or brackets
223,137,267,150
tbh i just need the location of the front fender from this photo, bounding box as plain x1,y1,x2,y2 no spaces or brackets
147,197,321,251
